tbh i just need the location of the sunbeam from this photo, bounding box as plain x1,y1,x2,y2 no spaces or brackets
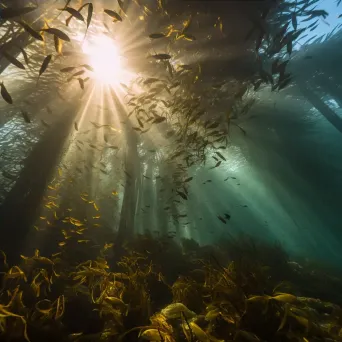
81,34,134,85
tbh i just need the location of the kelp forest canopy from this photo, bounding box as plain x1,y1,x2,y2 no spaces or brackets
2,0,342,342
1,0,342,263
0,0,342,271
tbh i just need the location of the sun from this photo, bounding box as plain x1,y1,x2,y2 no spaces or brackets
82,35,126,84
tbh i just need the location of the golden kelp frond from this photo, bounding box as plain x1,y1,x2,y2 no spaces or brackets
0,229,340,342
161,303,196,320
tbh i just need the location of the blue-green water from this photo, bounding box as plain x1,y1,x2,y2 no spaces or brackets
0,0,342,265
0,1,342,340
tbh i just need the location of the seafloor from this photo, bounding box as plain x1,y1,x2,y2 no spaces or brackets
0,232,341,342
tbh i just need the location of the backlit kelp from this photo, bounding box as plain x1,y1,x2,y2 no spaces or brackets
0,230,342,341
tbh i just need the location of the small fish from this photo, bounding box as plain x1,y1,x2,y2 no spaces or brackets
74,122,78,131
86,4,93,31
59,6,84,22
72,70,85,77
224,213,231,220
1,51,25,69
21,110,31,123
18,21,44,41
0,82,13,104
217,216,226,224
80,64,94,72
210,161,221,169
60,66,76,72
104,9,123,22
215,151,226,161
152,53,171,60
37,54,52,85
184,177,193,183
78,78,84,89
153,116,166,124
18,46,29,65
176,190,187,200
41,28,70,42
149,33,166,39
137,117,144,127
117,0,125,12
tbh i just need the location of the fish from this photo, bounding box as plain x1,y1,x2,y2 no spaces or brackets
104,9,123,22
17,46,29,65
1,51,25,70
21,110,31,123
153,116,166,124
217,216,226,224
152,53,171,60
41,28,71,42
59,7,84,22
78,78,84,89
291,13,297,30
0,82,13,104
37,55,52,86
80,64,94,72
149,33,166,39
215,151,226,161
72,70,85,77
84,3,93,39
117,0,125,12
210,161,221,169
17,21,44,41
60,66,76,72
176,191,188,200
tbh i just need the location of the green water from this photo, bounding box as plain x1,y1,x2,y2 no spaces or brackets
0,0,342,341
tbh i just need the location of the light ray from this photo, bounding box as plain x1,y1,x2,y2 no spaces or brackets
81,34,136,86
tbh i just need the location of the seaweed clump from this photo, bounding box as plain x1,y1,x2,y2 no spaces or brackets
0,226,341,342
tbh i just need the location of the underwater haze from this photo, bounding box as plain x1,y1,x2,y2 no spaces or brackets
0,0,342,341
